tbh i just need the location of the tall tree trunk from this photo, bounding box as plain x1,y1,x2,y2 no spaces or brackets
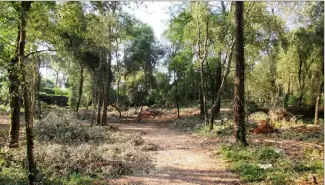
195,2,209,124
23,65,37,185
234,1,248,146
101,4,116,126
200,62,208,124
18,2,36,184
214,56,222,114
91,51,102,126
8,57,21,148
7,24,21,148
75,65,84,112
101,50,112,125
314,63,324,124
115,38,120,107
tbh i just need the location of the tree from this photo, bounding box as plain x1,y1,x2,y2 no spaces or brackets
233,1,248,146
194,2,209,124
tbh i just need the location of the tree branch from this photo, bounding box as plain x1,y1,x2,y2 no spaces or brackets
25,49,56,59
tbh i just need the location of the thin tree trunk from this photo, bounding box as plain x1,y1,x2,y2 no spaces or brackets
214,56,222,113
115,37,120,107
96,91,103,125
37,57,42,119
314,64,324,124
137,105,143,123
195,2,209,124
91,51,102,126
110,104,121,118
199,86,204,118
234,1,248,146
200,62,208,124
174,70,180,119
209,42,235,130
299,93,304,114
75,65,84,112
101,4,115,126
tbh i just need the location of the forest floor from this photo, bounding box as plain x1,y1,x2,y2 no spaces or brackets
106,118,240,185
0,107,323,184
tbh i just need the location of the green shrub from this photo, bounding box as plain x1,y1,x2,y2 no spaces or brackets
53,87,70,96
42,87,55,95
39,94,68,106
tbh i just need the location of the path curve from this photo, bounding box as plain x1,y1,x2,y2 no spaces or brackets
109,120,241,185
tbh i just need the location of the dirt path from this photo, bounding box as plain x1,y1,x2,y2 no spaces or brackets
109,120,241,185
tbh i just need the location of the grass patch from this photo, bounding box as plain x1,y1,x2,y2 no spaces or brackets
218,143,323,184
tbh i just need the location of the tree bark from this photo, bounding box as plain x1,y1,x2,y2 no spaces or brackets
137,105,143,123
96,91,103,125
314,63,324,124
234,1,248,146
18,2,36,184
199,86,204,118
8,57,21,148
75,65,84,112
37,57,42,119
23,66,37,185
174,70,180,119
101,51,112,125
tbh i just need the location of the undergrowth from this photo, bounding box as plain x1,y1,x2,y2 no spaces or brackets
218,143,324,184
0,111,153,184
171,116,203,132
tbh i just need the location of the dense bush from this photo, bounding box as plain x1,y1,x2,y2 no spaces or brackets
39,94,68,106
41,87,55,95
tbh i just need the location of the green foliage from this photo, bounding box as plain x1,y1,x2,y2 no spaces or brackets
42,87,55,95
53,87,69,96
0,167,27,185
